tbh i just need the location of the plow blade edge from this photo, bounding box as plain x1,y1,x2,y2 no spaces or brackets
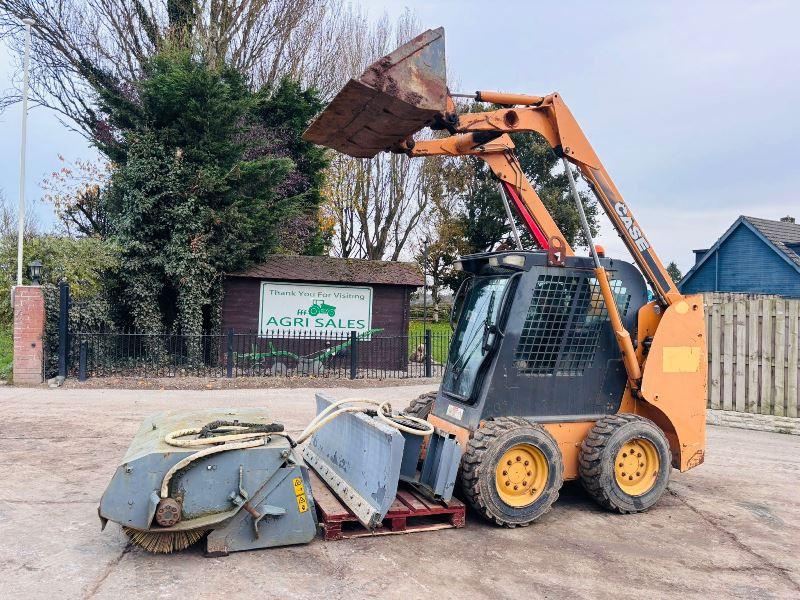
303,394,405,529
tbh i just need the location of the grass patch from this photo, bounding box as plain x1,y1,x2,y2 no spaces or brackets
0,323,12,381
408,320,452,365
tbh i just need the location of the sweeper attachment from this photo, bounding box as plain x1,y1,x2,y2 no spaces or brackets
98,409,317,555
99,400,447,553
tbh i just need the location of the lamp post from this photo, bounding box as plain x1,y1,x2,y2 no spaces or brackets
17,17,35,286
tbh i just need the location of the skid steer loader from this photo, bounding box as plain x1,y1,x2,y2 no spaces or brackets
303,27,707,527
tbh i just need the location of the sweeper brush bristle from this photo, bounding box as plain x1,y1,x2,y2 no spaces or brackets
123,527,205,553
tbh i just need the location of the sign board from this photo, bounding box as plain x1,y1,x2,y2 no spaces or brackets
258,282,373,338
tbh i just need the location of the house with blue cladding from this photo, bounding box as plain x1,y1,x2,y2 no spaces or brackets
679,215,800,298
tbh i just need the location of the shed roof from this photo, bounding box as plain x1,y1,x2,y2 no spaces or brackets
229,255,423,286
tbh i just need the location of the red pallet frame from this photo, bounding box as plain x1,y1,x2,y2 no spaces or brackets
308,470,466,541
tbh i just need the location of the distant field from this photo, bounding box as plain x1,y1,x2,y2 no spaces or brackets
408,320,451,365
0,324,12,381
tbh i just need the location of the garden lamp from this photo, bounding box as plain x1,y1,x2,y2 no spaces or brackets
28,259,42,285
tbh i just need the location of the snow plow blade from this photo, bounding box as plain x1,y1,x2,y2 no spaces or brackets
302,27,447,158
303,394,405,529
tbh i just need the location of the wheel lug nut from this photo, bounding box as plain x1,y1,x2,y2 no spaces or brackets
522,481,527,486
524,461,529,466
516,456,521,462
527,471,531,476
502,470,508,476
507,460,512,466
636,472,641,476
505,481,510,487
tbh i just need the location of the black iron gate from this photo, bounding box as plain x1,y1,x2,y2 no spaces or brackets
56,284,450,381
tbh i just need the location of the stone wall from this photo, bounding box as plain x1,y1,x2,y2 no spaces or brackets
706,409,800,435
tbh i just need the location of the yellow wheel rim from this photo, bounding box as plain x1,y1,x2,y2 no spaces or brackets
495,443,548,507
614,438,660,496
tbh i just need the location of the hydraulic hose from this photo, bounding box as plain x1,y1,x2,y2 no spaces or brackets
159,437,265,498
159,399,434,500
160,424,282,498
296,398,434,443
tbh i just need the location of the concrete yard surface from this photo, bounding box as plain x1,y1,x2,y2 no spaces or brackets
1,385,798,599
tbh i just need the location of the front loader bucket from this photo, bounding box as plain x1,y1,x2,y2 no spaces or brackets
303,27,447,158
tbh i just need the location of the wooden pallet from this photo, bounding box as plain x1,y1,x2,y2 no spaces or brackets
308,469,466,541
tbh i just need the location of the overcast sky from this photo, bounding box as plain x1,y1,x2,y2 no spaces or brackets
1,1,798,272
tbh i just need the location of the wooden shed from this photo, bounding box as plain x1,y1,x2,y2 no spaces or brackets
221,255,423,371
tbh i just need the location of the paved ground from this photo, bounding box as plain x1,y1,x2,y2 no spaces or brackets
1,385,798,600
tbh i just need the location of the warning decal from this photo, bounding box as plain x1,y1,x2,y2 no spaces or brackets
293,476,308,513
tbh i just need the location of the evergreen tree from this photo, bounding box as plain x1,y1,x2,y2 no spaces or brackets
666,261,683,284
102,50,326,334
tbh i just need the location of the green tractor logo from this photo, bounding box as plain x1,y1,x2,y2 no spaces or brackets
308,299,336,317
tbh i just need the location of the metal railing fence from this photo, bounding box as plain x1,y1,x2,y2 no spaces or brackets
67,327,451,380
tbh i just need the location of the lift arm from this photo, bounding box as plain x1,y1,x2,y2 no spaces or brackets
442,92,680,307
301,26,677,305
402,132,574,255
400,126,644,390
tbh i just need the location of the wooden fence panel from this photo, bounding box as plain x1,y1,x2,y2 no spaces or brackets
788,301,799,418
703,293,800,417
774,300,786,417
710,302,721,409
735,300,746,412
761,297,774,415
747,299,760,413
722,306,734,411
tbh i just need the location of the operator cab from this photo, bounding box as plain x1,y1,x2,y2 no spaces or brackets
435,250,647,428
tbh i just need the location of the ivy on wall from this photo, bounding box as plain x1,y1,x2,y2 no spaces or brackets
98,50,328,335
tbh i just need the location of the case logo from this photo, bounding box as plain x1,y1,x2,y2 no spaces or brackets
614,201,650,251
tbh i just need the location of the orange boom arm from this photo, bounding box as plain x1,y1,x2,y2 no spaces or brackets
443,92,680,306
403,133,574,256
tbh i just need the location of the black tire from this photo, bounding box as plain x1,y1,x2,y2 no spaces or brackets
404,391,437,419
461,417,563,527
579,414,671,514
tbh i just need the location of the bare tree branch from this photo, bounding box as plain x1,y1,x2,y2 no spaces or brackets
0,0,372,140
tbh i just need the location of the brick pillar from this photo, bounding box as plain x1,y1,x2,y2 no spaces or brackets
13,286,45,385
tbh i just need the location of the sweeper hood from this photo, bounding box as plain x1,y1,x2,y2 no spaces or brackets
303,27,448,158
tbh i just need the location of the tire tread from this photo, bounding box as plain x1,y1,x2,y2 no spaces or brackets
461,417,562,527
579,413,669,514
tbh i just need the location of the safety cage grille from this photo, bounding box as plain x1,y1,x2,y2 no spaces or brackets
513,274,630,377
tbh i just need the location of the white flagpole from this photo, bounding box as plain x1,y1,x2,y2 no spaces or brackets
17,17,34,285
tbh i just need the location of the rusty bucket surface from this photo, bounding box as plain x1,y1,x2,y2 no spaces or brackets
303,27,447,158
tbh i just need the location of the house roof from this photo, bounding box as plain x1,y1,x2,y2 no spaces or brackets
680,216,800,287
743,216,800,269
229,255,423,286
